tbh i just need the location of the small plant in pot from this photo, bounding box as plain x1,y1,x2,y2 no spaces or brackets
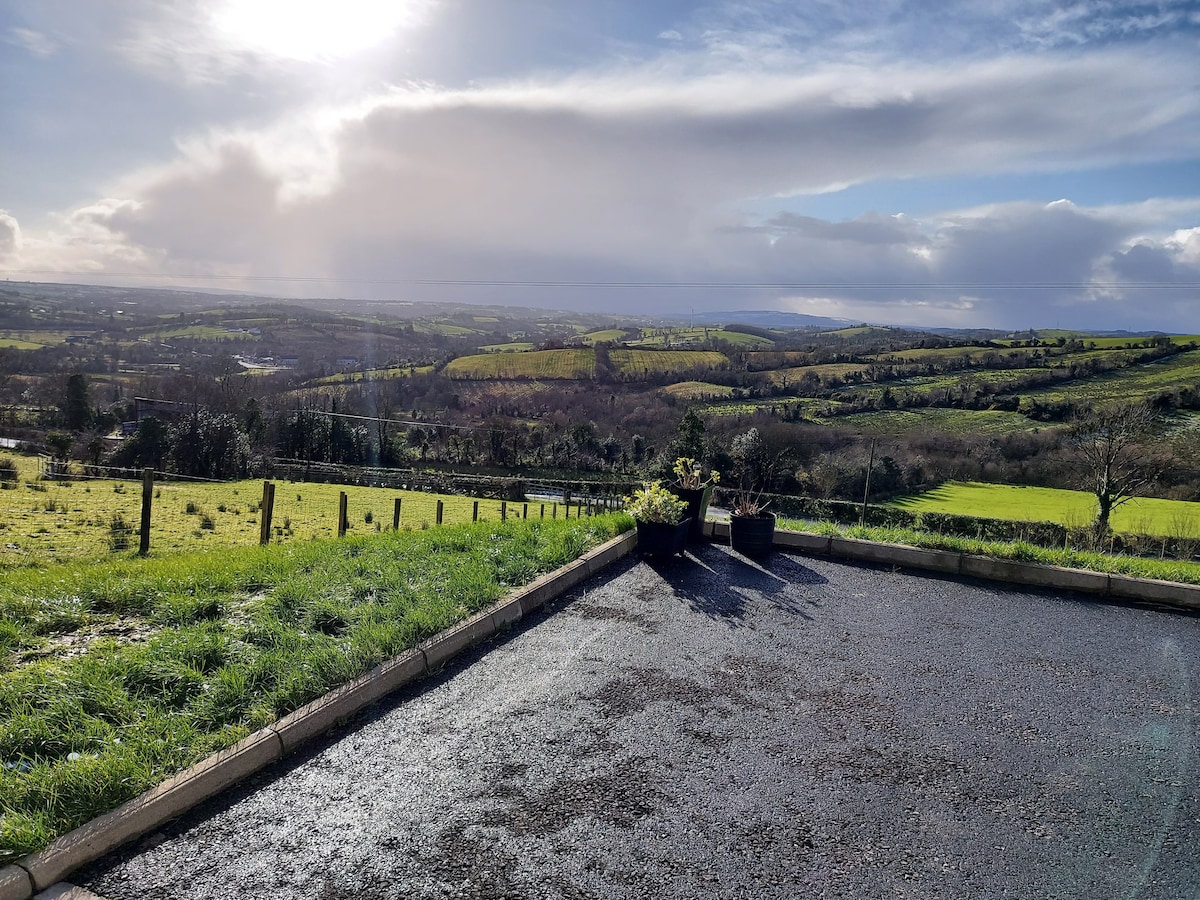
626,480,690,558
670,457,719,542
728,428,776,557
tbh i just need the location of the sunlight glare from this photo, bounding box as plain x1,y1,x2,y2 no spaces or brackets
212,0,425,61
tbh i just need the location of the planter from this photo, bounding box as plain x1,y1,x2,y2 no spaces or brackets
636,517,691,558
730,512,776,557
671,484,714,542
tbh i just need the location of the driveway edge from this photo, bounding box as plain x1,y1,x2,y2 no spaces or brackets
706,521,1199,611
2,529,639,900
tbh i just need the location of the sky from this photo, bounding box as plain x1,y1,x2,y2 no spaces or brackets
1,1,1199,331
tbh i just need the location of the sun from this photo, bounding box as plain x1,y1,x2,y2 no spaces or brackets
210,0,427,62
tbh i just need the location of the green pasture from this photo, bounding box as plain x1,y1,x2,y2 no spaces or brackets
891,481,1200,537
313,365,435,385
479,342,535,353
660,381,735,400
609,349,728,377
766,362,869,385
1018,349,1200,408
0,337,44,350
582,329,626,343
827,408,1040,435
0,459,564,566
444,348,596,380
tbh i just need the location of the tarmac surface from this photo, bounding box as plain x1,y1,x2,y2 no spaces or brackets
75,544,1200,899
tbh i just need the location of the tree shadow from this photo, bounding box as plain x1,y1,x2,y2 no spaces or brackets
642,543,827,627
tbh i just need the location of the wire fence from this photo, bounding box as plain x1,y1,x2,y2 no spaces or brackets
1,457,623,566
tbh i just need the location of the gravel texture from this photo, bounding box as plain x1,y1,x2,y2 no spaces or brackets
78,545,1200,899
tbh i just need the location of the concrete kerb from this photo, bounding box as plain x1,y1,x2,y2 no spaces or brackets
1,529,639,900
755,525,1200,610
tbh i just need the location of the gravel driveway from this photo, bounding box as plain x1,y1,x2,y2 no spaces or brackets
78,544,1200,899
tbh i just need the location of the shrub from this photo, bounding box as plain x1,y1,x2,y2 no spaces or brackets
185,501,199,515
0,458,18,482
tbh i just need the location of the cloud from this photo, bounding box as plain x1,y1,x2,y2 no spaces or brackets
7,27,58,57
0,212,20,259
4,46,1198,329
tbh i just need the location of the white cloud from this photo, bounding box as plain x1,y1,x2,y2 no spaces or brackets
0,212,20,259
7,27,58,57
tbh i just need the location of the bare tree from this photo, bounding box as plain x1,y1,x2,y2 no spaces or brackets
1068,402,1161,538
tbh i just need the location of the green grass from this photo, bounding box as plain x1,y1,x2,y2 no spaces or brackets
582,329,626,343
0,514,632,863
0,457,542,566
444,349,596,380
827,408,1041,435
783,518,1200,585
660,381,735,400
478,342,536,353
891,481,1200,537
1018,349,1200,407
609,349,728,377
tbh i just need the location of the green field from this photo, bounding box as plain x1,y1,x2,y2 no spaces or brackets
1018,350,1200,408
828,408,1040,435
609,349,728,377
660,381,736,400
629,327,772,348
891,481,1200,537
479,342,536,353
582,329,626,343
444,349,596,380
0,460,547,566
313,365,435,385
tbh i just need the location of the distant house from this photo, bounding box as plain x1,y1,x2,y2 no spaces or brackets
336,356,360,368
65,335,92,344
278,356,300,368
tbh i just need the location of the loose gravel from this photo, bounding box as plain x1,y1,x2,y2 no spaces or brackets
77,545,1200,899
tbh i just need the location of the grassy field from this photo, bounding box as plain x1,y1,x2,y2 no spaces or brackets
582,329,626,343
0,457,564,566
660,381,736,400
1018,349,1200,408
609,349,728,377
479,342,535,353
891,481,1200,537
444,349,596,380
828,408,1040,435
312,365,435,385
0,514,631,863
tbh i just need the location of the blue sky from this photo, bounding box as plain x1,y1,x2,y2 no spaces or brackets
1,0,1198,330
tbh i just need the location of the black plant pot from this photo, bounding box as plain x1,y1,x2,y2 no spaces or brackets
636,517,691,558
670,484,713,542
730,512,776,557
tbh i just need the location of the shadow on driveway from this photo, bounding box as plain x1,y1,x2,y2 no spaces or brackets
642,543,827,625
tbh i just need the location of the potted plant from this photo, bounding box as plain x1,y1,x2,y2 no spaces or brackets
670,457,719,542
727,428,776,557
626,481,690,558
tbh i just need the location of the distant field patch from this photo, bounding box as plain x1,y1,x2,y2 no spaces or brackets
444,349,596,379
583,329,626,343
0,336,44,350
1020,349,1200,408
609,349,728,378
414,322,479,336
660,381,735,400
828,408,1041,435
313,365,435,385
766,363,868,386
479,342,535,353
891,481,1200,537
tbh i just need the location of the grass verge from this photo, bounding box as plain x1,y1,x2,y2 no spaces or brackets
785,519,1200,585
0,513,633,864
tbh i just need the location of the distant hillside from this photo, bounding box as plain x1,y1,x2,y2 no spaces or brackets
689,310,855,329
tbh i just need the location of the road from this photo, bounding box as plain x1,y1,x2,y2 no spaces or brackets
77,544,1200,899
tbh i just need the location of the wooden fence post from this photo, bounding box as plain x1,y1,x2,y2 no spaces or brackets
138,468,153,556
393,497,402,530
473,500,479,522
523,503,528,520
501,501,507,522
259,480,274,545
436,500,444,525
540,503,545,519
338,491,348,537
